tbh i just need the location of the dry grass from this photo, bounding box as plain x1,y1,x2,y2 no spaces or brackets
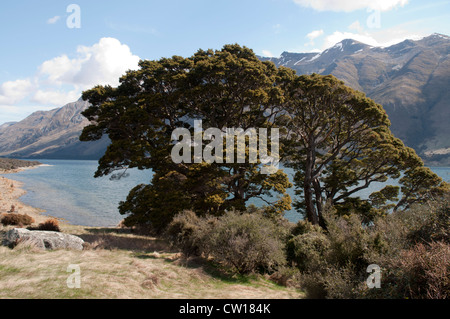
0,224,304,299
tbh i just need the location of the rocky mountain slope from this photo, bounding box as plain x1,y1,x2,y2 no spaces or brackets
260,33,450,166
0,99,109,160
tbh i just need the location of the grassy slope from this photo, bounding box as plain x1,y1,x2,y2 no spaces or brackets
0,224,304,299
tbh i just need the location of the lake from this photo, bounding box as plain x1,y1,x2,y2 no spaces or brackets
2,159,449,227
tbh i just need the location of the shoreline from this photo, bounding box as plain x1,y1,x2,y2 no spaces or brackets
0,164,121,229
0,165,61,225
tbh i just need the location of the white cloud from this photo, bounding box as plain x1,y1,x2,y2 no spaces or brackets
39,37,140,89
47,16,61,24
293,0,409,12
306,30,324,41
322,31,380,49
319,27,426,51
0,37,141,123
348,20,364,33
32,89,81,106
306,29,324,46
0,79,34,105
262,50,276,57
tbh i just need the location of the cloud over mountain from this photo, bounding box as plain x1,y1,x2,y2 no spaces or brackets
0,37,140,123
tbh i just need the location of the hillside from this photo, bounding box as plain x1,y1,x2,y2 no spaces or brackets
260,33,450,166
0,99,109,160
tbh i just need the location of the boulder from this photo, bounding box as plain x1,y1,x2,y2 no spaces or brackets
3,228,84,250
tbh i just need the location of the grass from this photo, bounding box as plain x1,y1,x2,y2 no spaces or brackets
0,224,304,299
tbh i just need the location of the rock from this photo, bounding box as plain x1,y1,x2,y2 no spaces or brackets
3,228,84,250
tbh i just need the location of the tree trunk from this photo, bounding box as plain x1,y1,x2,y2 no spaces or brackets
304,145,319,225
313,178,327,229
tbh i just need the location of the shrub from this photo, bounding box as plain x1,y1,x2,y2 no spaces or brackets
299,271,327,299
407,196,450,245
289,208,387,299
165,210,214,256
268,266,301,288
368,241,450,299
1,213,35,226
28,218,61,232
201,210,286,275
286,230,330,272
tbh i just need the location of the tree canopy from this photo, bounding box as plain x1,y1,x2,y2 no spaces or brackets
81,44,292,231
80,44,448,230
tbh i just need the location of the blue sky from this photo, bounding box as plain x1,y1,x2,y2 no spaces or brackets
1,0,449,124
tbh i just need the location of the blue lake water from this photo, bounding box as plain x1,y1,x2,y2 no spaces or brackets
2,159,449,227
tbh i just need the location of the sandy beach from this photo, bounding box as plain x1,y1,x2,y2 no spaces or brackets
0,167,50,225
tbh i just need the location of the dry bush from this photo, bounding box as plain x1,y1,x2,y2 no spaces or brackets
375,241,450,299
28,218,61,232
1,213,35,227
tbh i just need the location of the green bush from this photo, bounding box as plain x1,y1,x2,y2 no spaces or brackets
288,208,385,299
1,213,35,226
286,230,330,272
165,210,214,256
201,210,287,275
300,266,365,299
166,209,287,275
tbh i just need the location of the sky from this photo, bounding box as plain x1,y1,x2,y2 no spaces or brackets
1,0,449,124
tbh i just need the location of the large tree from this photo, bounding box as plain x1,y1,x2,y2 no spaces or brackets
80,45,291,231
80,45,447,231
278,72,448,227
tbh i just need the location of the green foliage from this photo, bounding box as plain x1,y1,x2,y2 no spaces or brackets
81,44,292,230
201,210,287,275
167,209,287,275
287,231,330,272
287,195,450,299
165,210,213,256
78,43,449,298
278,72,446,227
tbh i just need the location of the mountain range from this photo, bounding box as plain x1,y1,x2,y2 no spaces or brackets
0,33,449,165
0,99,109,160
259,33,450,166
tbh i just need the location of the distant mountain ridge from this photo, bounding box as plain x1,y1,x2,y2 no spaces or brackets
0,99,109,160
259,33,450,166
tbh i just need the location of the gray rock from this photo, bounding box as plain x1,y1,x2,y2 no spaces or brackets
4,228,84,250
